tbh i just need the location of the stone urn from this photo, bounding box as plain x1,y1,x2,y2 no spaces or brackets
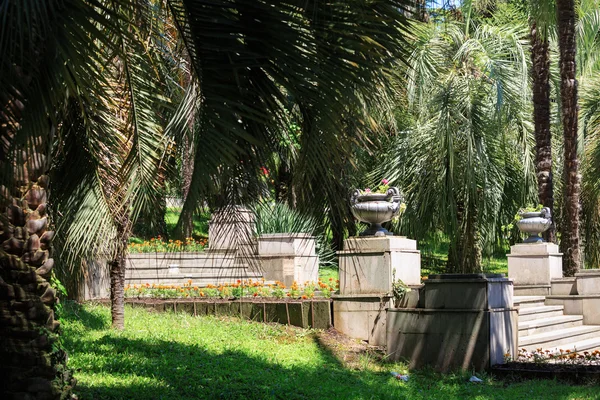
516,207,552,243
350,187,403,236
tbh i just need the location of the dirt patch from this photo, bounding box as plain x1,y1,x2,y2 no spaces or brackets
315,327,387,371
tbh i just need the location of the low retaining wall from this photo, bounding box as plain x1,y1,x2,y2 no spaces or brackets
122,299,332,330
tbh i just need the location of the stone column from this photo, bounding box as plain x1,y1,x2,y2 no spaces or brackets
507,243,563,295
208,206,256,253
332,236,421,345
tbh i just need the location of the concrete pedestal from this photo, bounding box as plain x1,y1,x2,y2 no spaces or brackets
257,233,319,286
386,274,517,371
332,294,391,346
332,236,421,345
507,243,563,289
338,236,421,293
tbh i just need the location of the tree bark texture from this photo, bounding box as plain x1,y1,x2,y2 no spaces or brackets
0,160,76,398
109,207,131,330
109,255,126,330
557,0,582,276
530,21,556,243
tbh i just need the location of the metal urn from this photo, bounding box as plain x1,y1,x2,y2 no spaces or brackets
350,187,403,236
516,207,552,243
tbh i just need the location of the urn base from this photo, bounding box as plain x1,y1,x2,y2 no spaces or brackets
360,223,393,237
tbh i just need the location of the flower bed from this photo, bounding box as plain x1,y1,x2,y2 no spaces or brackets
492,348,600,383
125,278,339,300
128,236,208,253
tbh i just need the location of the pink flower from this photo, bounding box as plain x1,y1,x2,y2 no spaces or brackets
381,179,389,185
365,188,371,193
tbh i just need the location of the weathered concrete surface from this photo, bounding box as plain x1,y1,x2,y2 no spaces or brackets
551,277,577,295
332,294,392,346
386,274,517,371
513,285,551,296
575,269,600,295
338,236,421,294
423,274,512,310
386,308,518,371
546,295,600,325
125,299,331,329
208,206,256,252
257,234,319,285
508,243,562,287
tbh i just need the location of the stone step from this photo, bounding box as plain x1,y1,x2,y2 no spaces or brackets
518,305,565,322
556,337,600,354
513,295,546,308
519,325,600,350
519,315,583,337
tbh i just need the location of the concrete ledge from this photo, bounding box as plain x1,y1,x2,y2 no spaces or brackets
342,236,417,252
546,295,600,325
513,285,551,296
125,299,332,329
423,274,513,310
551,278,577,295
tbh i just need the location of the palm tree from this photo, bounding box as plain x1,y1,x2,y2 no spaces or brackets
1,1,412,397
529,0,557,242
556,0,582,276
381,18,535,272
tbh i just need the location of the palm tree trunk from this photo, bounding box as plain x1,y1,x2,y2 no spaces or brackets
109,211,130,330
530,21,556,243
109,254,126,329
0,164,75,398
557,0,582,276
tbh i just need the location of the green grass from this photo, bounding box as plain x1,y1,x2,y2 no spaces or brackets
319,267,339,283
163,208,210,239
419,238,509,276
62,303,598,400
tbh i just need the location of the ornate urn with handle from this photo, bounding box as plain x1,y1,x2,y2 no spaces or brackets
350,187,403,236
516,207,552,243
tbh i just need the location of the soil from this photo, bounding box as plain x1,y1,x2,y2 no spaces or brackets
315,327,387,371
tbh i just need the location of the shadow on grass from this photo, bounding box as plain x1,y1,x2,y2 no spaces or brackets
61,301,110,331
61,308,406,400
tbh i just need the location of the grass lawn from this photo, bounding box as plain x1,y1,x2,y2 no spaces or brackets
62,303,597,399
165,208,210,239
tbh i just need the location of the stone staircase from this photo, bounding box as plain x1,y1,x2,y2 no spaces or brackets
515,296,600,352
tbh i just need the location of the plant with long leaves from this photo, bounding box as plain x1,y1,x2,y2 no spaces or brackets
380,19,536,272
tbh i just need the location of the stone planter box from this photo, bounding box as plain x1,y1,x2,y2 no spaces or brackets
123,298,332,330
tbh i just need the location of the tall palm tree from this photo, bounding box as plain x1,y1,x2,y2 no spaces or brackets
1,1,412,398
529,0,557,242
556,0,581,276
382,19,535,272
